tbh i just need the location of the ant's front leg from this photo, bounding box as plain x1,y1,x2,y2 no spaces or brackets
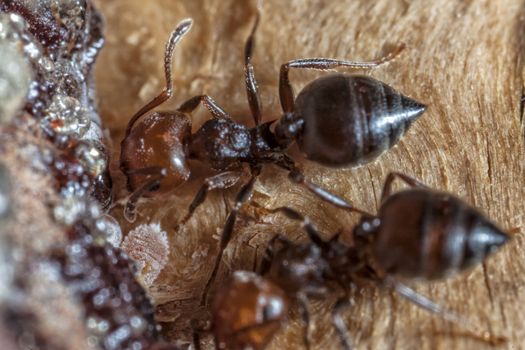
177,170,244,227
331,297,354,350
297,292,312,350
123,166,168,223
200,167,261,306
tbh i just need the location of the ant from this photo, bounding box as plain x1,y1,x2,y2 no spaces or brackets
199,172,510,350
119,5,426,305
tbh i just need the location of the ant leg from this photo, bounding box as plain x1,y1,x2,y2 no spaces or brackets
177,95,230,120
380,172,430,202
123,166,168,223
201,171,260,306
193,332,201,350
244,3,263,125
267,206,326,247
178,171,244,227
269,153,373,216
190,318,210,350
385,277,505,346
297,293,312,350
278,45,405,113
125,19,193,136
259,234,291,275
331,298,353,350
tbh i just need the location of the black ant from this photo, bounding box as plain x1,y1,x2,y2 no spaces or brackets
119,6,426,305
199,172,510,350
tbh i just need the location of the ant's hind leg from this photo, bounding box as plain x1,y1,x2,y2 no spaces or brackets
177,171,244,227
201,170,260,306
125,19,193,136
278,45,405,113
177,95,230,120
123,166,168,223
380,172,430,203
331,298,353,350
269,153,372,217
386,277,505,346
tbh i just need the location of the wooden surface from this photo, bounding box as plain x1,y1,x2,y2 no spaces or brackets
95,1,525,349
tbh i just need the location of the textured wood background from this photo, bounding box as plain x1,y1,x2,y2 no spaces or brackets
95,0,525,349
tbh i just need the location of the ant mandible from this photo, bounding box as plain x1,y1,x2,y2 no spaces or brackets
203,172,510,350
119,5,426,304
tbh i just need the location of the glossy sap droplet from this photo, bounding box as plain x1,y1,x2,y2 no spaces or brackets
41,94,91,137
74,141,108,177
0,15,32,123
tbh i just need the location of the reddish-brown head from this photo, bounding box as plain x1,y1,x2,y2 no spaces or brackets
120,111,191,196
212,271,288,350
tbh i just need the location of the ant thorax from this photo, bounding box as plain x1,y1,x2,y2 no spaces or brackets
353,216,381,242
273,112,304,148
188,118,283,170
188,118,252,170
266,242,329,296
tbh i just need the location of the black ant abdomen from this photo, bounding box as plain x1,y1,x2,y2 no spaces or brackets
368,188,509,279
290,74,426,166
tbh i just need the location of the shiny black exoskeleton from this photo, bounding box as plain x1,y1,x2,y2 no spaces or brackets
277,74,424,166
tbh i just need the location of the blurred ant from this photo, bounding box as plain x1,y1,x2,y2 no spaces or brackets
119,5,425,304
199,172,510,350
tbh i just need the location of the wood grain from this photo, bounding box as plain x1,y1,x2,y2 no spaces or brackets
95,0,525,349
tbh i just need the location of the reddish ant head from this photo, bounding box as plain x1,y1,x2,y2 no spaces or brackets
368,189,509,280
120,111,191,195
212,271,288,350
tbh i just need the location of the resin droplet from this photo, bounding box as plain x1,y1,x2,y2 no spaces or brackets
0,163,12,223
0,163,13,304
96,214,123,248
53,194,100,225
0,15,32,123
74,141,108,177
41,94,91,138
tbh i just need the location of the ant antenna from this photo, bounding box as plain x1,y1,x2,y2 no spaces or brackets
385,277,506,346
124,18,193,137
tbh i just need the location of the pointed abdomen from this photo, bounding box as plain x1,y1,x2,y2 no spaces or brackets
372,189,510,279
294,74,425,167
